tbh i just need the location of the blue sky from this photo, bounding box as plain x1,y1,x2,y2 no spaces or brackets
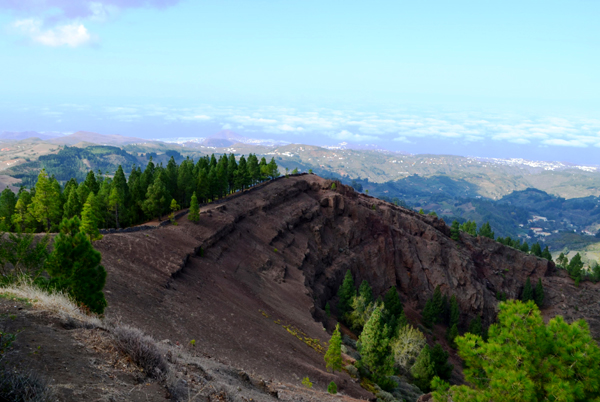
1,0,599,164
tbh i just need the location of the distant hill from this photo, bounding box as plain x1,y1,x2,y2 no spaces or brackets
200,130,248,147
0,131,61,141
49,131,148,146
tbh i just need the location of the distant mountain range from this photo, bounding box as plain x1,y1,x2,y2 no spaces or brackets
0,130,148,146
48,131,148,146
0,131,62,141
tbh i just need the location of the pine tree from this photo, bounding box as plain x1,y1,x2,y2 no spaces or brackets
520,241,530,253
432,286,443,321
45,217,107,314
451,220,461,241
478,222,494,239
433,300,600,401
108,187,123,229
468,315,483,337
534,278,544,308
110,165,129,227
188,192,200,223
84,170,99,195
324,324,343,373
445,295,460,344
567,253,583,280
235,156,251,191
358,306,394,383
383,288,403,332
337,270,356,317
358,280,373,304
422,298,437,328
226,153,238,191
247,154,261,185
258,157,268,181
327,381,337,394
81,193,102,241
522,277,533,302
384,288,403,318
63,188,82,219
197,168,210,203
431,343,453,380
556,252,568,268
531,242,542,257
169,198,180,225
411,345,435,392
541,246,552,261
447,323,459,346
460,221,477,236
0,188,16,231
30,169,61,232
266,157,280,179
449,295,459,325
165,156,179,200
423,286,444,327
143,175,168,220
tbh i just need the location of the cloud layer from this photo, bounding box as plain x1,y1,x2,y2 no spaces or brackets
93,104,600,149
14,103,600,152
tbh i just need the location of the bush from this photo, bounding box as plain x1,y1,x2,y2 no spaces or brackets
0,365,54,402
112,325,168,378
327,381,337,394
392,324,426,372
301,376,312,388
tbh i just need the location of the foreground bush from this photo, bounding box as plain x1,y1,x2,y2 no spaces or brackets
433,300,600,402
45,217,107,314
0,365,54,402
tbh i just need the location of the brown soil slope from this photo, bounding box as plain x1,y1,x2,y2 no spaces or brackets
94,174,595,398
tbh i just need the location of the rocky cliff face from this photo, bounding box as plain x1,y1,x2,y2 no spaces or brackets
92,174,592,399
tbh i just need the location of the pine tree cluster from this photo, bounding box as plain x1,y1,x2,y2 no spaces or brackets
521,277,545,308
328,271,452,393
0,154,281,233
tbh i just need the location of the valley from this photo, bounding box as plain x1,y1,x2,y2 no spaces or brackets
2,131,599,261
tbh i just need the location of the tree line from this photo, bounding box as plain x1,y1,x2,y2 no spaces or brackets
451,219,553,262
0,153,281,233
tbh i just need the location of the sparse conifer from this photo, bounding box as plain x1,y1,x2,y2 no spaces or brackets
324,324,343,373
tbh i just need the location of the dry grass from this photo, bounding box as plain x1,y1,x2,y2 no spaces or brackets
0,281,102,329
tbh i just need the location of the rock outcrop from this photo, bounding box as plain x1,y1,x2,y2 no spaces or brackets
90,174,593,399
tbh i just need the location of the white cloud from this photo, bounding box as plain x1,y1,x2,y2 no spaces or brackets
542,139,588,147
334,130,377,142
394,136,412,143
13,19,91,47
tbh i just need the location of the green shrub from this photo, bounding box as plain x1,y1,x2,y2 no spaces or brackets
301,377,312,388
327,381,337,394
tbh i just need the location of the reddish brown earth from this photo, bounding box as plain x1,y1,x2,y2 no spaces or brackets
5,174,597,401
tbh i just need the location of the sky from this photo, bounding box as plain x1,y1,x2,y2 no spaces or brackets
1,0,599,164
